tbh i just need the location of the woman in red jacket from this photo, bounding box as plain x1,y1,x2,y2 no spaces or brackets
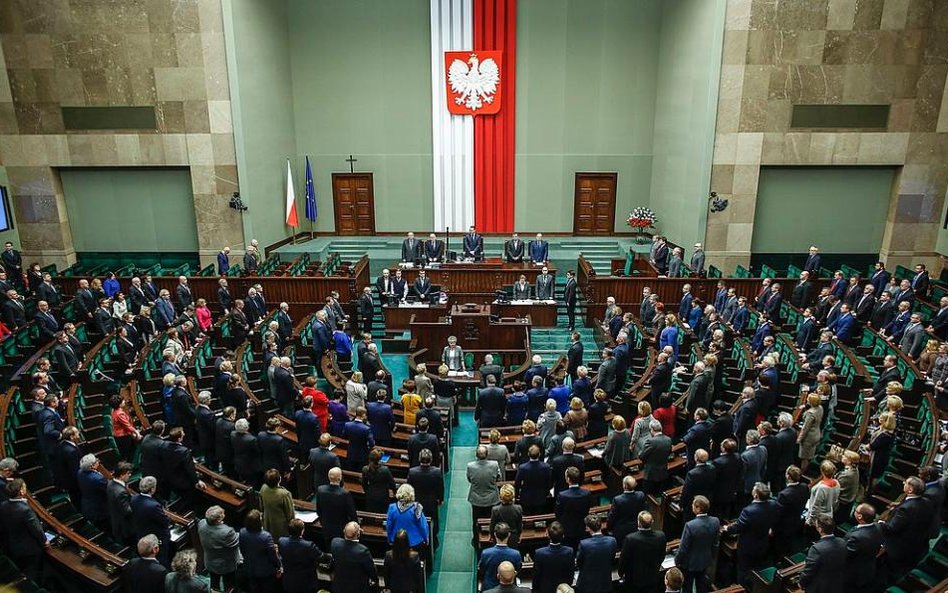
652,392,677,438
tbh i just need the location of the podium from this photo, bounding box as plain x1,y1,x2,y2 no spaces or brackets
409,303,531,363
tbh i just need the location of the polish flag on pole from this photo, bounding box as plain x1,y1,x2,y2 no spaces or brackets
285,159,299,228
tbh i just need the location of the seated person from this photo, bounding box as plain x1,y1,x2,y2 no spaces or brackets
505,233,524,263
512,275,532,300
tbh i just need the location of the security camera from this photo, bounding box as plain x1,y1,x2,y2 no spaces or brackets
229,192,248,212
709,192,728,213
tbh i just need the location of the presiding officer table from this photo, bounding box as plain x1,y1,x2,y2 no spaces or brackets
409,303,532,359
392,258,556,300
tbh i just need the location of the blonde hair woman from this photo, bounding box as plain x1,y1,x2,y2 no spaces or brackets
797,391,823,474
806,460,840,525
490,483,523,547
630,401,655,458
835,450,861,524
868,411,897,492
486,429,511,466
564,397,589,440
386,484,429,552
345,370,367,413
165,549,210,592
603,415,631,469
537,399,562,447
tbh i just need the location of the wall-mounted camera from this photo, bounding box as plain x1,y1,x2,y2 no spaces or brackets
229,191,248,212
709,191,728,213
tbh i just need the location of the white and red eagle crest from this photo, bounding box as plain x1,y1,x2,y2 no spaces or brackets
445,51,502,116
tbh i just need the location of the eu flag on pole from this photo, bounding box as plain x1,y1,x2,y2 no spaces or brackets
304,156,317,222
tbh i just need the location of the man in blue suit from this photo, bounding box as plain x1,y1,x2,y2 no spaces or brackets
475,375,506,428
926,295,948,340
217,247,230,275
828,304,856,344
763,283,783,322
532,521,575,593
131,476,171,567
366,392,395,446
310,311,332,358
795,307,818,351
722,482,779,590
576,513,618,593
750,314,772,353
293,398,320,457
478,523,521,592
607,475,647,544
618,511,667,593
463,226,484,261
343,408,374,471
911,263,929,298
676,495,720,593
78,454,109,531
680,450,716,523
730,296,749,334
555,467,591,549
679,284,693,321
514,445,553,516
155,290,175,330
278,518,330,593
36,393,64,465
713,282,728,313
682,410,712,468
869,261,890,296
883,301,912,343
528,233,549,264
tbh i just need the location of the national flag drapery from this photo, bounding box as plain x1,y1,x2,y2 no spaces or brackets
304,156,318,222
285,159,299,228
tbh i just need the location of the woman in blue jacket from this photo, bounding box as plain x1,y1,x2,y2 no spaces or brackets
659,313,680,363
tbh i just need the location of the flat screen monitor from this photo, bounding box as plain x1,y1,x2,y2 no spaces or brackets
0,187,12,233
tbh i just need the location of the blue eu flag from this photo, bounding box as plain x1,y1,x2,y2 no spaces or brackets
304,156,317,222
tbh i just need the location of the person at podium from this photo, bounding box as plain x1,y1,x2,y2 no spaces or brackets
529,233,549,264
513,275,532,300
392,270,408,302
442,336,466,372
536,266,554,300
424,233,444,263
377,269,395,304
505,233,525,263
463,226,484,261
401,232,421,262
413,269,433,303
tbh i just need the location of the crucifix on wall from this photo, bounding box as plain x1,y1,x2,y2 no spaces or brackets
345,155,358,173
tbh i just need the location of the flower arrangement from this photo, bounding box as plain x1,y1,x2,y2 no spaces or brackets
627,207,657,230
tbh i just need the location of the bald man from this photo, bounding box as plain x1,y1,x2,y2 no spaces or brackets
316,467,356,549
331,521,377,593
484,560,530,593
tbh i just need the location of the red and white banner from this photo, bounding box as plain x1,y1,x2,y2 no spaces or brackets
285,159,298,228
431,0,516,233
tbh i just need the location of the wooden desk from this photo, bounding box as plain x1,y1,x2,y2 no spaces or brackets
383,303,448,330
494,301,558,327
409,304,531,354
394,259,556,300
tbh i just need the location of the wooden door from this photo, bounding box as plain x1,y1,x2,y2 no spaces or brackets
332,173,376,235
573,172,617,235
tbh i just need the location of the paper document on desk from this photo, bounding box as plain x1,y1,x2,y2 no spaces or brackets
296,510,319,524
661,555,676,570
448,371,473,378
586,446,604,459
170,526,187,543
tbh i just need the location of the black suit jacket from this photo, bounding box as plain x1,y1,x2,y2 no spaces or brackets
139,433,167,482
162,441,199,491
407,432,441,467
844,524,883,589
131,494,170,543
195,405,216,456
681,463,716,518
607,490,647,544
514,460,552,508
308,447,341,491
549,453,584,495
123,557,168,593
107,479,134,543
532,543,575,593
53,439,81,492
567,342,583,376
563,279,576,306
316,484,357,542
330,538,377,593
258,431,291,473
35,310,59,342
676,514,720,572
0,499,46,560
790,281,811,307
53,343,79,378
799,535,846,593
618,528,667,590
407,464,444,512
279,536,328,593
555,486,591,539
879,496,934,570
401,238,421,262
231,431,262,479
214,418,236,464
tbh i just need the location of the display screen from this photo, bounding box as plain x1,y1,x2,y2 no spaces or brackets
0,187,12,233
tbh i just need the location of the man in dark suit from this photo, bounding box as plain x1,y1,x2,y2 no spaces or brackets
683,361,712,416
596,348,618,397
722,482,779,589
730,297,750,334
131,476,171,567
357,286,374,333
803,246,821,274
504,233,524,263
514,444,553,516
650,236,669,275
790,271,812,307
317,467,358,550
682,409,712,468
475,375,506,428
853,284,876,324
33,300,59,343
795,307,818,351
401,232,421,262
681,449,716,522
576,513,618,593
231,419,263,487
412,269,433,302
566,332,584,382
640,420,672,494
528,233,549,264
676,496,720,593
310,311,332,358
880,477,935,580
258,417,291,474
868,355,902,400
0,479,48,583
194,393,217,469
845,503,883,593
214,408,237,476
773,465,809,557
416,397,444,438
123,535,167,593
216,246,230,275
535,267,554,300
53,425,82,505
869,261,890,295
800,515,846,593
549,437,584,495
343,408,374,471
731,387,759,443
366,392,395,446
0,242,21,283
278,518,330,593
478,354,504,387
618,511,667,593
52,331,79,380
555,466,591,549
1,289,26,329
532,521,575,593
139,421,168,495
162,427,204,508
330,521,377,592
563,270,577,331
78,454,110,530
927,296,948,340
273,359,298,417
842,276,862,308
607,475,647,545
649,352,673,408
911,263,929,298
424,232,445,263
407,417,441,467
309,433,341,493
763,283,783,322
463,226,484,260
408,449,444,541
711,438,744,519
107,462,135,546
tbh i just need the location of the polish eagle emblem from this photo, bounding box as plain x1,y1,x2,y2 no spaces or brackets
445,51,503,115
